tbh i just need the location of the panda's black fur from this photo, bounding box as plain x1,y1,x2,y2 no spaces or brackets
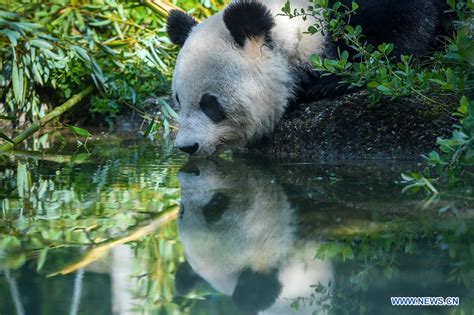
167,10,198,46
223,0,275,47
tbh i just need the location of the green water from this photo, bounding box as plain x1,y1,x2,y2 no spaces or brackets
0,135,473,315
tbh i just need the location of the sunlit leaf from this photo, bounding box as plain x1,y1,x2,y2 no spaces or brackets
36,248,48,271
68,125,91,137
30,39,54,50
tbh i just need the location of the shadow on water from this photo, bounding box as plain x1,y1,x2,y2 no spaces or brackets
0,137,473,314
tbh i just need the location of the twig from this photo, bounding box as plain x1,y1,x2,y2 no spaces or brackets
48,206,179,276
143,0,202,22
0,86,94,152
142,0,181,16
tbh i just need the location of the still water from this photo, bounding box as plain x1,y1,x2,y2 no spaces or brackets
0,135,473,315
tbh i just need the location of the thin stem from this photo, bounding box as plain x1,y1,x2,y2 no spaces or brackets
0,86,94,152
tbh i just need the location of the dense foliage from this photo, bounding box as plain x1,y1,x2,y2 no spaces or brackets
0,0,223,142
283,0,474,189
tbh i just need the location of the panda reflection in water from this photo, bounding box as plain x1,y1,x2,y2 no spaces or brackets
167,0,452,156
176,160,334,315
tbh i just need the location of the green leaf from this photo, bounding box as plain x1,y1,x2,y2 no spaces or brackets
458,95,469,116
71,45,91,62
32,62,44,85
0,29,20,46
351,1,359,11
37,248,48,271
0,10,20,19
376,85,391,93
11,62,24,104
307,26,318,34
68,125,91,137
144,121,157,138
89,19,113,27
367,81,379,88
159,99,178,120
30,39,54,50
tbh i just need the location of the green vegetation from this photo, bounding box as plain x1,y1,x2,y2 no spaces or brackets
0,0,224,150
283,0,474,190
291,216,474,314
0,138,188,313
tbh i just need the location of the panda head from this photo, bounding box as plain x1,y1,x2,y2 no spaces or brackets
167,1,293,156
177,159,296,294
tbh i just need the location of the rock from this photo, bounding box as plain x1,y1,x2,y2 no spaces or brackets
251,91,457,161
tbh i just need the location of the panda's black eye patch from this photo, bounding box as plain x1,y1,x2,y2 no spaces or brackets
175,93,180,104
200,94,227,123
202,192,230,224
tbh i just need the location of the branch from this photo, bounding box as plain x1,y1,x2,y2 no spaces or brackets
48,206,179,276
0,86,94,153
143,0,202,22
143,0,181,16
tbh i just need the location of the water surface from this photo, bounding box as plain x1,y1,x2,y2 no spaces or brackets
0,135,473,315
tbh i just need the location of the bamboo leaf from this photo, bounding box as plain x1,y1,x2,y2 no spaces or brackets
68,125,91,137
89,20,113,27
30,39,54,50
144,121,157,138
0,129,14,143
32,62,44,85
11,62,23,104
0,29,20,46
159,98,178,120
37,248,48,271
0,10,20,19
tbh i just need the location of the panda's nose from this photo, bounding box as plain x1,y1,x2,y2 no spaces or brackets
178,143,199,154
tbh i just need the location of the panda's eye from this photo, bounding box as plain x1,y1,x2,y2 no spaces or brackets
202,192,230,224
175,93,180,104
200,93,227,123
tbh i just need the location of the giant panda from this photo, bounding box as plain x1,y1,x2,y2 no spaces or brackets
167,0,451,156
176,159,334,314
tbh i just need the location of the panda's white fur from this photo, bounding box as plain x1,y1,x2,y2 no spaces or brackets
169,0,450,156
177,160,334,314
172,0,325,156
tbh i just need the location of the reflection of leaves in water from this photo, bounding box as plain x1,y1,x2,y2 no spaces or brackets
2,139,474,314
0,138,194,313
293,215,474,315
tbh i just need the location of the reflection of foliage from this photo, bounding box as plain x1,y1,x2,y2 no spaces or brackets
0,137,182,270
292,215,474,315
0,137,198,313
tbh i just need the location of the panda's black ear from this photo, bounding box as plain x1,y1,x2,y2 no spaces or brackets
175,261,203,296
223,0,275,47
167,10,198,46
232,268,282,313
